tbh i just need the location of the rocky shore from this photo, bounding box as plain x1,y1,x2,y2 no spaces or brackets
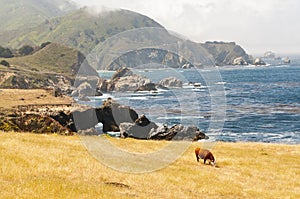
0,89,208,141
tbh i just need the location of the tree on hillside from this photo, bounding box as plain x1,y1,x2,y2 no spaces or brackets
41,41,51,49
0,60,10,67
0,46,14,58
19,45,34,56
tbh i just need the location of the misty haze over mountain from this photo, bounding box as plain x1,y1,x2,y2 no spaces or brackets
73,0,300,54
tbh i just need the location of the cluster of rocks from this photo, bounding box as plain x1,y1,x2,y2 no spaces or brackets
98,67,183,93
74,98,208,141
158,77,183,88
72,67,184,102
1,98,208,141
120,118,208,141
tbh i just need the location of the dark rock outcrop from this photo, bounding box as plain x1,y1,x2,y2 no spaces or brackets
148,124,208,141
1,97,209,141
119,114,158,139
71,98,138,132
97,98,139,132
135,82,157,92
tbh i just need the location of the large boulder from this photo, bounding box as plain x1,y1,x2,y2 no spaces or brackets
96,98,139,132
112,74,151,92
72,81,102,98
97,67,155,92
135,82,157,91
148,124,208,141
159,77,183,88
170,125,208,141
119,114,158,139
148,124,174,140
71,105,100,131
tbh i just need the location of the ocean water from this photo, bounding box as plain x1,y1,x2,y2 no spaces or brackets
85,65,300,144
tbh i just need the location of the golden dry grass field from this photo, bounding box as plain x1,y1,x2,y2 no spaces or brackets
0,89,72,110
0,132,299,198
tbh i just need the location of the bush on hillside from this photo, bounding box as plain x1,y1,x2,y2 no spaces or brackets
0,46,14,58
41,41,52,48
19,45,34,56
0,60,10,67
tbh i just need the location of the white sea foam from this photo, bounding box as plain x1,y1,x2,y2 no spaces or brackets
157,115,204,120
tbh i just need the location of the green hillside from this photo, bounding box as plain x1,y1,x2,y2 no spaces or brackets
0,0,76,31
5,43,86,75
0,3,252,67
0,43,97,89
0,8,163,54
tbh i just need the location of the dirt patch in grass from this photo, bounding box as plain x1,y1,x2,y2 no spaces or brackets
0,89,72,110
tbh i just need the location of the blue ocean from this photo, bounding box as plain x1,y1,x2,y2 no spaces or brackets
83,65,300,144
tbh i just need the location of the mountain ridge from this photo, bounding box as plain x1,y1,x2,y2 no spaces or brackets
0,7,164,54
0,3,252,67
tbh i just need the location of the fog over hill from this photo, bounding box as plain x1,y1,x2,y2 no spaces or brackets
0,1,252,68
0,0,76,31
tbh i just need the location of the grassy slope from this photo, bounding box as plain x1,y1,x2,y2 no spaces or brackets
6,43,80,75
1,132,299,198
0,0,75,31
0,8,163,54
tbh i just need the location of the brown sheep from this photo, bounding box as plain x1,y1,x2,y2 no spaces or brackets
195,147,216,166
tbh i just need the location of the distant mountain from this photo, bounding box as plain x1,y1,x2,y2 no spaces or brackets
0,3,252,68
103,42,251,70
98,37,251,69
0,8,164,54
0,0,76,31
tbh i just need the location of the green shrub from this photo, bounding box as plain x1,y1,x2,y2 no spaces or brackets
0,46,13,58
0,60,10,67
41,41,51,48
19,45,34,56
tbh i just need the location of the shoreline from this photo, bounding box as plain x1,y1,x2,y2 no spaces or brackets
1,88,299,144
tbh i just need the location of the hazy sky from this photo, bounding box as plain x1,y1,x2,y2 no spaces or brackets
73,0,300,55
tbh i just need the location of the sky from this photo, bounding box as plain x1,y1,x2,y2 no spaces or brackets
73,0,300,55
